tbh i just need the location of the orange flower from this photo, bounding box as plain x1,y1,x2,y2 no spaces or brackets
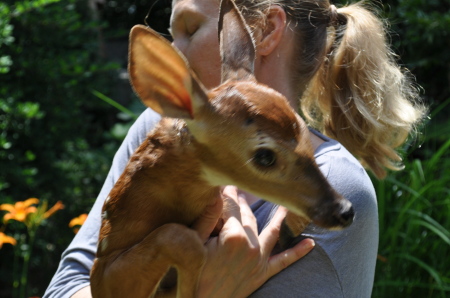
69,214,88,234
0,198,39,223
0,232,17,248
44,201,65,219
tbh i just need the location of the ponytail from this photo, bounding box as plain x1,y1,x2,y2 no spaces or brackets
302,2,426,178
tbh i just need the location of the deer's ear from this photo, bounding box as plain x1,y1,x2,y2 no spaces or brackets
128,25,209,119
219,0,256,83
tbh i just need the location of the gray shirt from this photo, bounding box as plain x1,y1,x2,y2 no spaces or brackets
44,108,378,298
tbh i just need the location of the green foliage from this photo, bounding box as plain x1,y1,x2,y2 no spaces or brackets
0,0,123,296
100,0,171,36
0,3,14,73
373,135,450,296
382,0,450,115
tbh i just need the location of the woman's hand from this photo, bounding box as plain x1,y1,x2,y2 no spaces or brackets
192,186,315,298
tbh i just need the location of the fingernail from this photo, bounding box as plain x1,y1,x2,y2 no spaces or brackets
304,239,315,249
223,185,237,195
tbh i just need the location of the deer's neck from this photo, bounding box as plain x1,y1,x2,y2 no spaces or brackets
99,118,220,256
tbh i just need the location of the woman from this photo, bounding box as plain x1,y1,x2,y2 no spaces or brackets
44,0,425,297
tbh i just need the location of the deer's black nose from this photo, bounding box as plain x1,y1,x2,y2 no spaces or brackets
311,197,355,230
339,205,355,227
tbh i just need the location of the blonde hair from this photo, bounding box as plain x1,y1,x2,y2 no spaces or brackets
237,0,427,179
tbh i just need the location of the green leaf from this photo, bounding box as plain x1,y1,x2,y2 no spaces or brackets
396,253,443,286
92,90,138,120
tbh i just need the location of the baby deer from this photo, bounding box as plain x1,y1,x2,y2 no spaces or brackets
90,0,354,296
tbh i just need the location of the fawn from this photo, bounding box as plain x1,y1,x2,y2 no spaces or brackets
90,0,354,296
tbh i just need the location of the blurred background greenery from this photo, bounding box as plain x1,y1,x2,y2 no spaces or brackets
0,0,448,297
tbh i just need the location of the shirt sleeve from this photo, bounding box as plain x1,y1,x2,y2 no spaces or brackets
43,108,161,298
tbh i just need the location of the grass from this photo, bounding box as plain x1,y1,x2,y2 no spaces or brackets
372,105,450,297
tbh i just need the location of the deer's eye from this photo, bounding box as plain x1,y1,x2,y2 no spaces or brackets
244,118,254,126
253,148,277,168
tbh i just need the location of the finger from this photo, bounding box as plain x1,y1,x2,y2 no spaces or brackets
234,191,259,247
266,238,315,277
237,191,258,234
222,186,241,222
191,197,223,243
259,206,288,258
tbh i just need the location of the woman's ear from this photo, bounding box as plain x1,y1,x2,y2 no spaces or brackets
255,5,287,56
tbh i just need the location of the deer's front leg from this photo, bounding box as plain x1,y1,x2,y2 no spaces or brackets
91,223,207,298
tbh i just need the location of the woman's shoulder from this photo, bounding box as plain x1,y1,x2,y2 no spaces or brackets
311,129,375,199
133,108,162,143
